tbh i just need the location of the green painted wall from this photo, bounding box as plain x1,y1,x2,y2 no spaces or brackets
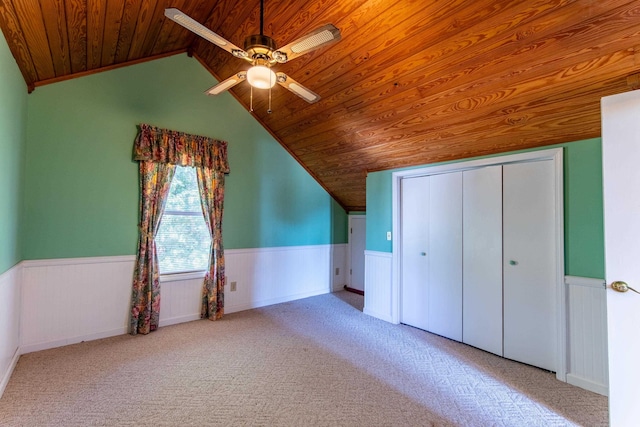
366,138,605,279
563,139,604,278
366,170,393,252
0,32,27,274
23,53,346,260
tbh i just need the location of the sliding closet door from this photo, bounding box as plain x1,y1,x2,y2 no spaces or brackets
503,160,557,371
463,165,503,356
428,172,463,341
401,176,430,330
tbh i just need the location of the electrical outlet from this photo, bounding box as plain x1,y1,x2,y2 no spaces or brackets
230,281,237,292
335,267,340,276
386,231,392,241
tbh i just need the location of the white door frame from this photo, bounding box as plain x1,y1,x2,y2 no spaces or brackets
347,214,366,291
391,148,566,381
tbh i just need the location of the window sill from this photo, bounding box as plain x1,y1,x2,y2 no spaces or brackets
160,270,206,283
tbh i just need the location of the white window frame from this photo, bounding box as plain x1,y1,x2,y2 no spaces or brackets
157,166,211,280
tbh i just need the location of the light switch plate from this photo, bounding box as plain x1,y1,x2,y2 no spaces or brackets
386,231,392,241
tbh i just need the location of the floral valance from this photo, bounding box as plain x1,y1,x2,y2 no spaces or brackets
133,123,229,173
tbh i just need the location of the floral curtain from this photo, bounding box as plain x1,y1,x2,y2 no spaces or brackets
133,123,229,171
130,161,176,335
131,123,229,335
197,167,226,320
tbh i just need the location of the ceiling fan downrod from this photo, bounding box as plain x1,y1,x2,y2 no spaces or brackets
260,0,264,36
244,0,276,63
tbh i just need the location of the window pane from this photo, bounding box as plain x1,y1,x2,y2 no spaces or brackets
156,166,212,274
156,214,211,274
164,166,202,212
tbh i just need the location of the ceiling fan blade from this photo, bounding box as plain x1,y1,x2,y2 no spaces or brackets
205,71,247,96
276,72,320,104
164,8,250,61
273,24,341,63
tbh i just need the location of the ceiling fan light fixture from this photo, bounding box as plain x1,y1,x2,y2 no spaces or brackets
247,65,276,89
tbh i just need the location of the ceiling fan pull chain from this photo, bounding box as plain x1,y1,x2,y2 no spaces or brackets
250,85,254,112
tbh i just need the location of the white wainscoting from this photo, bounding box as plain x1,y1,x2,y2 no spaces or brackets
0,263,22,398
18,244,339,355
331,243,348,292
21,256,135,354
159,273,204,327
224,245,333,313
363,250,394,323
565,275,608,396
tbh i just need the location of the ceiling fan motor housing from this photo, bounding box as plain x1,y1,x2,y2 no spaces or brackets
245,34,277,61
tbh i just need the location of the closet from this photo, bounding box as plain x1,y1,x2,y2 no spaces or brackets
462,165,503,356
401,158,557,372
401,172,463,341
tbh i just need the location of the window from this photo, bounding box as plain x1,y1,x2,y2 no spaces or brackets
156,166,211,274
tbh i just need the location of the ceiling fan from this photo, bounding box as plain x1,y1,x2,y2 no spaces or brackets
164,1,341,111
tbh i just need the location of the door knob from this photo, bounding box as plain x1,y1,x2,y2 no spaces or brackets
420,252,426,256
509,260,518,266
611,281,640,294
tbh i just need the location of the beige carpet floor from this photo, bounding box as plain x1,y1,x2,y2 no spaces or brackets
0,291,607,426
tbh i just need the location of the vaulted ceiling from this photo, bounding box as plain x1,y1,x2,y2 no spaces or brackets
1,1,639,210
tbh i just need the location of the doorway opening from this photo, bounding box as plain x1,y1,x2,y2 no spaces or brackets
345,215,366,295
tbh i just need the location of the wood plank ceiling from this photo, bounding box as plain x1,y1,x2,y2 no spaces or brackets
1,0,639,211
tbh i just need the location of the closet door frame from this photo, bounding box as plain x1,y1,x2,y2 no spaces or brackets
390,148,565,381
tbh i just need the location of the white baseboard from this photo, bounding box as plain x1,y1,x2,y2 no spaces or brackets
566,373,608,396
0,347,20,398
225,288,329,314
20,327,128,355
159,314,201,328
